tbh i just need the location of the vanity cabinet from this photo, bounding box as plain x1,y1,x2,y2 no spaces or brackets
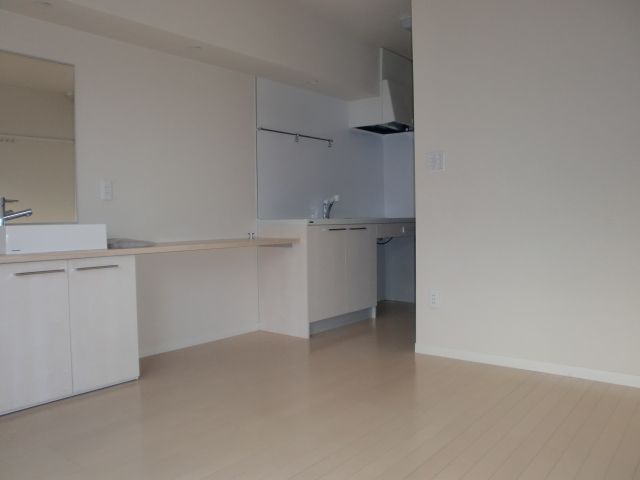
68,256,139,394
0,261,73,414
307,225,377,322
0,256,138,415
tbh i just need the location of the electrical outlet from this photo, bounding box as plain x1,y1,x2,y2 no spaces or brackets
429,289,441,308
427,151,446,172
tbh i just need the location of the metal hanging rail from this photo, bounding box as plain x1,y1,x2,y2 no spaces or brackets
0,133,74,144
258,126,333,148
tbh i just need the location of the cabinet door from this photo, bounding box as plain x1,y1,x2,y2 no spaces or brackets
346,226,377,312
0,261,72,414
307,226,348,322
68,256,139,394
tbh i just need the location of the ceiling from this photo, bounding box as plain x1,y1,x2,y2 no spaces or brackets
293,0,412,58
0,49,74,94
0,0,411,99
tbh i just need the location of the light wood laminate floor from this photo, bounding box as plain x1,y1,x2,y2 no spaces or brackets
1,302,639,479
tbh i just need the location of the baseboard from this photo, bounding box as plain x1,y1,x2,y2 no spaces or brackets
310,308,373,335
415,344,640,388
378,298,416,304
140,324,259,358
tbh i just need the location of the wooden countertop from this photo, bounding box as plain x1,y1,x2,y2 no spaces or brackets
0,237,298,265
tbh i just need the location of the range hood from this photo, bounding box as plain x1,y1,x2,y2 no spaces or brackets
349,49,414,135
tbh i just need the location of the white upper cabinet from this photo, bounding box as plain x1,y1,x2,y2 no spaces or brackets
348,49,414,133
0,261,72,414
379,49,413,127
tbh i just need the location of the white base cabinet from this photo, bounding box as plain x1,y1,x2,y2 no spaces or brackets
258,218,414,338
69,256,139,394
345,226,377,313
308,227,348,321
0,256,139,415
0,261,72,414
308,224,377,323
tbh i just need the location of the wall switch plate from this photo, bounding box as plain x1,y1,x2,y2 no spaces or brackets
427,151,446,172
99,180,113,201
429,289,441,308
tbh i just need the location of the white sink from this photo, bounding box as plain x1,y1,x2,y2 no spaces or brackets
0,224,107,255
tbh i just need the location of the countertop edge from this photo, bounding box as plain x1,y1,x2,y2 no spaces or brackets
258,217,415,225
0,237,298,265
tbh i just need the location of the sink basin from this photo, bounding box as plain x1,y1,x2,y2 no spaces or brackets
0,224,107,255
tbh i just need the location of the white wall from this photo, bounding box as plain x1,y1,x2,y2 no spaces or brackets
136,250,259,357
378,132,415,303
0,11,260,356
383,132,415,218
413,0,640,385
378,236,416,303
257,78,384,220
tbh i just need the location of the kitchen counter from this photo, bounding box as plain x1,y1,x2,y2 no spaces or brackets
260,217,415,225
257,217,415,338
0,237,298,265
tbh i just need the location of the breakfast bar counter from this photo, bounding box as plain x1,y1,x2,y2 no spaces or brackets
0,237,298,265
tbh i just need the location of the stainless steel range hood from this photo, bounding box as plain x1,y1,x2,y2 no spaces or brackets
349,49,413,135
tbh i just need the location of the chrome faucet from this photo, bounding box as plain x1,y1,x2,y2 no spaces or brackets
1,197,33,226
322,194,340,219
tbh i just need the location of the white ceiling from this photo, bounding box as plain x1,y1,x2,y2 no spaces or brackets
0,49,74,93
0,0,411,98
293,0,412,58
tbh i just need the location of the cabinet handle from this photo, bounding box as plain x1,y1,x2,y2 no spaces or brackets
327,228,347,231
15,269,66,277
74,265,120,272
349,227,367,230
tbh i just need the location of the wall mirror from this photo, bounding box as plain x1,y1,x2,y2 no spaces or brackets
0,50,76,223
